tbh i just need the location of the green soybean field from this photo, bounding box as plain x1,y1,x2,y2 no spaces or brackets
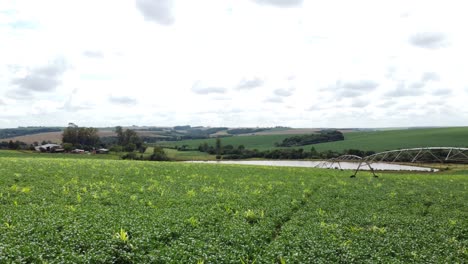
0,157,467,263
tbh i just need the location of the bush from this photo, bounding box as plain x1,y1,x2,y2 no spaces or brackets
122,152,138,160
63,143,73,152
150,147,169,161
110,145,123,152
124,143,136,152
277,130,344,147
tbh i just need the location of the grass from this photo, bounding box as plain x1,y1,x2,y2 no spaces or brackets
0,150,121,160
310,127,468,152
0,156,466,262
157,134,294,151
157,127,468,153
164,148,216,161
144,147,216,160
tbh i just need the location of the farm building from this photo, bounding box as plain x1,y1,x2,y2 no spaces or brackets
71,149,86,154
96,148,109,154
35,144,64,153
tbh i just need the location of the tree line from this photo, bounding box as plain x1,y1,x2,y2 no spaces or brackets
62,124,100,150
194,138,375,160
61,124,145,153
275,130,344,147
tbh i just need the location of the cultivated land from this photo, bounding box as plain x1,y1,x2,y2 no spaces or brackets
0,157,466,262
0,130,164,145
158,134,294,151
158,127,468,153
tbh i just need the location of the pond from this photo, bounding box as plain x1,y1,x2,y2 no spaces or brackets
185,160,437,172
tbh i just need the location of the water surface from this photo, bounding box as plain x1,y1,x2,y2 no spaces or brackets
186,160,436,172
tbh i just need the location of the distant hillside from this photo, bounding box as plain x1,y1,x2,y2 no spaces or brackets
0,127,62,140
158,134,295,151
309,127,468,152
1,129,175,144
157,127,468,153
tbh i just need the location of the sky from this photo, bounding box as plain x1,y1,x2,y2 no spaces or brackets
1,0,468,128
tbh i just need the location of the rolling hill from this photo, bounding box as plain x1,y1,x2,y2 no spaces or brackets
158,127,468,153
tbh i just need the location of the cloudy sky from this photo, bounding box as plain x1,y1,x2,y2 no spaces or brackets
1,0,468,128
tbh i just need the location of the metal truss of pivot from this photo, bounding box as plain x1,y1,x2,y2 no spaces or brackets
315,155,363,170
351,159,378,178
363,147,468,164
316,147,468,178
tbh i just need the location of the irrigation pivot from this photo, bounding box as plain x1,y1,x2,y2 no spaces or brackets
315,147,468,177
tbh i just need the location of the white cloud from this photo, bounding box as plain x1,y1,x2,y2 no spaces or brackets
273,88,294,97
409,32,448,49
236,77,263,90
432,88,451,96
327,80,379,99
135,0,174,25
421,72,440,82
82,50,104,59
253,0,304,8
386,82,423,97
351,99,369,108
264,96,283,103
10,58,67,93
109,95,138,105
191,82,227,95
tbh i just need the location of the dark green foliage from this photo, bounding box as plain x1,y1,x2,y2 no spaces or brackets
277,130,344,147
0,140,28,150
197,142,341,160
173,125,191,130
62,125,100,148
63,143,73,152
215,138,222,155
204,127,228,134
0,158,466,262
227,128,268,135
121,152,140,160
115,127,142,150
149,146,169,161
124,143,136,152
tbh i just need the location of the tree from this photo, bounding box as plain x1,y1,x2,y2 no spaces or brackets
115,126,124,145
8,140,19,150
198,142,209,152
124,143,136,152
215,138,222,155
150,146,169,161
62,124,100,148
310,147,319,158
114,126,142,151
63,143,73,152
215,138,223,160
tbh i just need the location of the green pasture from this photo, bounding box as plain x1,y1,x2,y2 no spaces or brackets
164,148,215,161
0,157,466,262
157,134,292,151
144,147,215,161
0,150,121,160
158,127,468,153
310,127,468,152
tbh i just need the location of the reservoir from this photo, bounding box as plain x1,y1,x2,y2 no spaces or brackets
185,160,437,172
